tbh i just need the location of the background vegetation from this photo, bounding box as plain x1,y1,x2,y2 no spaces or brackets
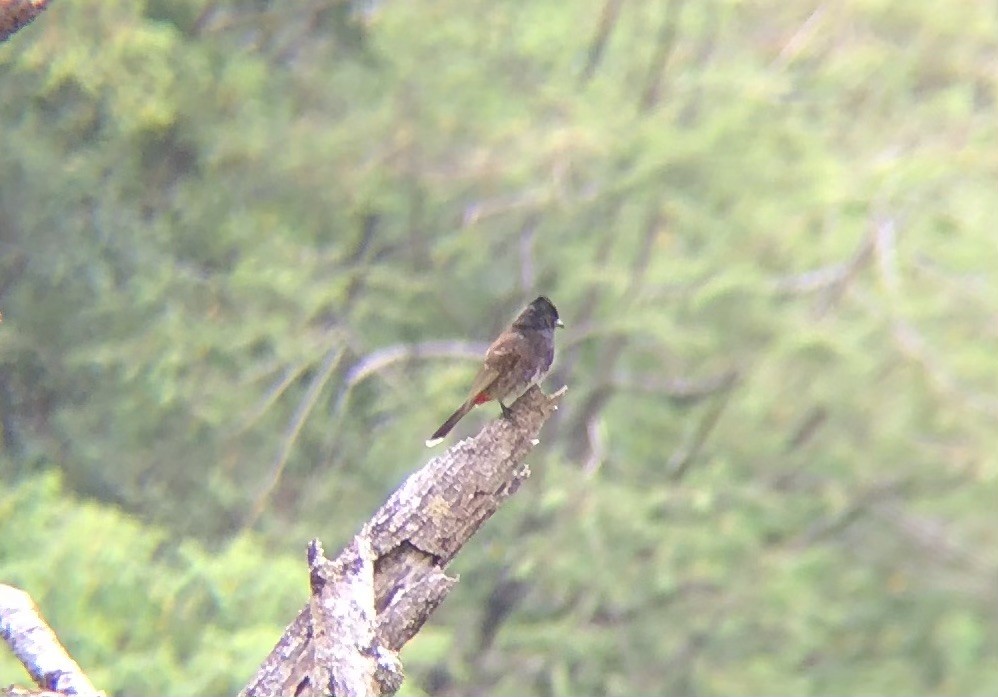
2,0,998,694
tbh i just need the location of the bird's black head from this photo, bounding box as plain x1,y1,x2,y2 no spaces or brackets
515,296,564,330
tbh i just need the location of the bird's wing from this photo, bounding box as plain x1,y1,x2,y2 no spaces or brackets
466,331,527,400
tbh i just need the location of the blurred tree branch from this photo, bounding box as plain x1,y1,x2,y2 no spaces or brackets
245,346,348,529
579,0,623,85
640,0,686,112
0,0,47,42
771,229,875,309
340,340,490,390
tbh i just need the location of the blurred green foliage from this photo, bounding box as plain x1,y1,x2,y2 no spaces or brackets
2,0,998,694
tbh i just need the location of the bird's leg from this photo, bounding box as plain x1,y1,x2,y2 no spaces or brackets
499,401,512,418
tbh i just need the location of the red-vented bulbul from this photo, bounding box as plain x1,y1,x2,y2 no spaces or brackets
426,296,563,447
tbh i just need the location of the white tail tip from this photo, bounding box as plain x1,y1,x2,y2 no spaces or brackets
425,437,444,448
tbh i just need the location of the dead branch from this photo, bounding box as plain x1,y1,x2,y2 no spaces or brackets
0,0,48,43
240,384,566,697
0,584,103,697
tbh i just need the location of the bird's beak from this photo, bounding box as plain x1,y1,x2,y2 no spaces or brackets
556,319,565,328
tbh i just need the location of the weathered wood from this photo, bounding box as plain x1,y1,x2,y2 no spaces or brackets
240,384,565,697
0,584,103,697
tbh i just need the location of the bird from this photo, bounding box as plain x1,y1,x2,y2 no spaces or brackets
426,296,563,447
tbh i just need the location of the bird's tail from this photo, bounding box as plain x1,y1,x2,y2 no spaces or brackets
425,400,475,447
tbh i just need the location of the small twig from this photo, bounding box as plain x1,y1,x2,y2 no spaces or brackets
872,499,992,575
229,361,312,437
639,0,686,112
579,0,624,85
873,215,900,295
890,316,998,418
461,189,549,228
772,261,859,296
245,346,346,529
612,369,739,405
867,214,998,418
911,254,991,302
772,231,875,300
667,371,738,481
581,414,606,476
783,405,829,453
341,340,490,391
771,4,829,70
789,478,910,548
